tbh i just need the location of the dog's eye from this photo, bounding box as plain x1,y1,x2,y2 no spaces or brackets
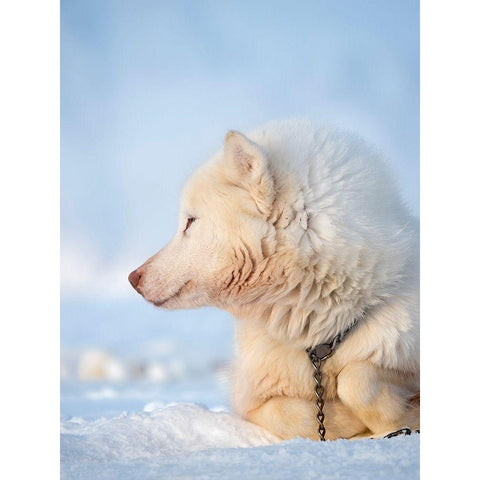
183,217,196,233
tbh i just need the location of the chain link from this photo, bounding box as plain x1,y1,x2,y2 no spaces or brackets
308,351,327,440
306,318,359,441
383,428,420,438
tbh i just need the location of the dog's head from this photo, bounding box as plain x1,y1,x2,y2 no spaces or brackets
128,130,293,311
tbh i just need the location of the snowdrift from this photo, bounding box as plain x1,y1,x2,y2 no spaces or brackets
61,402,419,480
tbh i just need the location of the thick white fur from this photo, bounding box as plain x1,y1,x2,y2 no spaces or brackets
132,119,419,440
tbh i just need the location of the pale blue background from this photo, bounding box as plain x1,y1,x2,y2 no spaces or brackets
61,0,418,359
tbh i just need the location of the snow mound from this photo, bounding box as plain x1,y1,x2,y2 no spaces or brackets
61,403,279,461
61,403,419,480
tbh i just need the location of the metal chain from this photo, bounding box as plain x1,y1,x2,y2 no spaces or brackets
307,351,328,440
384,427,420,438
306,318,359,441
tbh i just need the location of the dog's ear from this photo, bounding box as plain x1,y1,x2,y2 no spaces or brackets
223,130,274,215
224,130,266,177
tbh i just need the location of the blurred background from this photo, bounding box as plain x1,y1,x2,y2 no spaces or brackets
61,0,419,418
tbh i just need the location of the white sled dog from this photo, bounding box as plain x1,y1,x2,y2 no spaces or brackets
129,119,419,440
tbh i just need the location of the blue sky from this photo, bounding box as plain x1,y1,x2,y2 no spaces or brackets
61,0,418,301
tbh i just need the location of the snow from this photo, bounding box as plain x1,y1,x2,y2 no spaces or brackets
61,401,419,480
61,403,279,457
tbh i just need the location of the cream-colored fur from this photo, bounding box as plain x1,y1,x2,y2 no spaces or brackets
130,119,419,440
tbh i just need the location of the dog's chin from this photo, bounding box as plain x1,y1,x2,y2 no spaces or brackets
152,296,201,310
144,280,197,310
152,295,186,310
157,293,211,311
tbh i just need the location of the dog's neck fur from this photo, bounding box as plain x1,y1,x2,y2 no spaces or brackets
224,122,417,350
226,175,375,349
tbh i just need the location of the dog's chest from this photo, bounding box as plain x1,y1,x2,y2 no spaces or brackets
234,321,340,409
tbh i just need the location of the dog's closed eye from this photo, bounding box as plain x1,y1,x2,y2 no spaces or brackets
184,217,196,232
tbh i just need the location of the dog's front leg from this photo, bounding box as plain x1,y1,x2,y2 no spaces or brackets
245,396,367,440
336,361,420,436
